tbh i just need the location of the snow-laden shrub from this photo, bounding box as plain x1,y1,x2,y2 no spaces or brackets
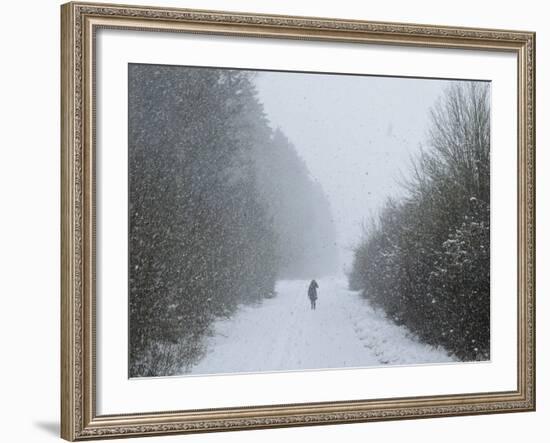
350,82,490,361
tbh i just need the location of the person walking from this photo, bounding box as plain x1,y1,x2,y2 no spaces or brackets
308,279,319,310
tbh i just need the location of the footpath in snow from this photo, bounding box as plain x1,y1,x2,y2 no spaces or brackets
189,276,454,375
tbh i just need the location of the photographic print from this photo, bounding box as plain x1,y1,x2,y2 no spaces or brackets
128,64,490,378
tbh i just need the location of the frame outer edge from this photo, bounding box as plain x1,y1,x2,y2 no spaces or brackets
518,31,535,410
532,32,536,411
61,2,77,441
528,31,536,411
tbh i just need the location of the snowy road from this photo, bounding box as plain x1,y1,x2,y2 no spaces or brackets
189,276,454,375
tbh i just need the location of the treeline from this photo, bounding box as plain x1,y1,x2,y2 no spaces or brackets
349,83,490,361
255,128,339,278
129,64,336,377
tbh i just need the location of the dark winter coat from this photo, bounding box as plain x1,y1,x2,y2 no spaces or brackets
308,280,319,300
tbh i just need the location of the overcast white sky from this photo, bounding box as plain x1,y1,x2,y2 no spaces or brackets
255,71,456,272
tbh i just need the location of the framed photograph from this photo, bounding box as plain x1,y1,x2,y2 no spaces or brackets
61,2,536,440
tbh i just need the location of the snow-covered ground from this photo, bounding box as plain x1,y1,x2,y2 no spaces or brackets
188,276,454,375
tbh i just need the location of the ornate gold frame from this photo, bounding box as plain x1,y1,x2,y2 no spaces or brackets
61,2,536,440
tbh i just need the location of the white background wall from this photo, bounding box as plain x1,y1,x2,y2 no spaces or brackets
0,0,546,442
